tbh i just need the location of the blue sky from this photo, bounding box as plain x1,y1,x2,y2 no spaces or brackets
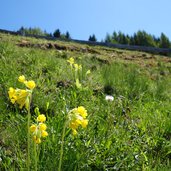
1,0,171,41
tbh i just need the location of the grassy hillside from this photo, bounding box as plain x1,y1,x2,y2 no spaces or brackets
1,32,171,170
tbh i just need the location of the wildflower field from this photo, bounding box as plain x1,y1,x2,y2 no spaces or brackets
1,33,171,170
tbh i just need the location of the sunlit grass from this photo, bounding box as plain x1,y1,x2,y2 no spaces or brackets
1,33,171,170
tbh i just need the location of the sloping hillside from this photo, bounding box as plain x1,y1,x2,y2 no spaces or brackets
1,32,171,170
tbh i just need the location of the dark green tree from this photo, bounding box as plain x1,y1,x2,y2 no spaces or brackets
133,30,156,47
65,31,71,39
17,27,45,36
28,27,44,35
53,29,61,38
105,33,112,43
153,35,160,47
159,33,171,48
129,35,135,45
117,31,130,44
111,31,118,43
89,34,97,42
18,26,25,35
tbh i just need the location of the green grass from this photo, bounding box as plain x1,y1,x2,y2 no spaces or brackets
1,32,171,170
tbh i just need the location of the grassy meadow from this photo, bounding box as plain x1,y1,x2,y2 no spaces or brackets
1,32,171,170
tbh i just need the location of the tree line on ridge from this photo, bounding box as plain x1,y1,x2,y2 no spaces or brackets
17,27,171,49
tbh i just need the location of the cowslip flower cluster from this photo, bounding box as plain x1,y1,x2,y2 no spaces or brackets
8,75,36,110
68,106,88,135
73,63,82,71
67,57,82,89
18,75,36,89
67,57,82,72
86,69,91,75
67,57,75,66
67,57,91,89
30,114,48,144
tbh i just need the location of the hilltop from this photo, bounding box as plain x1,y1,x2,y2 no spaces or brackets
1,31,171,65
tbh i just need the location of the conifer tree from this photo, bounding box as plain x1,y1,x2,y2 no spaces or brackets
159,33,171,48
53,29,61,38
89,34,97,42
65,31,71,39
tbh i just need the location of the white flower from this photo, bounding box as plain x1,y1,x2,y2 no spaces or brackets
105,95,114,101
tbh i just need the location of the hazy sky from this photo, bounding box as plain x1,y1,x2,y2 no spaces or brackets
1,0,171,41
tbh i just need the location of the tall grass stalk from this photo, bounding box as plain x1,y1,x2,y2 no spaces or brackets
34,143,38,171
58,120,67,171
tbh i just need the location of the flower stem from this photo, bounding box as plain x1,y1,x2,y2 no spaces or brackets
58,121,67,171
27,107,31,170
27,95,32,171
34,143,38,171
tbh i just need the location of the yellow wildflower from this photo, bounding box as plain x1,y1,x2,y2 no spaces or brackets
39,123,47,131
30,113,48,144
77,106,87,118
67,57,75,65
8,88,30,109
69,121,79,130
8,87,16,99
15,89,30,109
8,75,36,110
74,64,79,71
41,130,48,137
72,129,78,136
79,64,82,69
30,124,37,132
36,138,41,144
86,70,91,75
75,119,82,125
68,106,88,135
24,80,36,90
81,119,88,128
18,75,26,83
37,114,46,122
11,98,16,104
74,63,82,71
75,78,82,89
33,136,41,144
8,87,17,104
